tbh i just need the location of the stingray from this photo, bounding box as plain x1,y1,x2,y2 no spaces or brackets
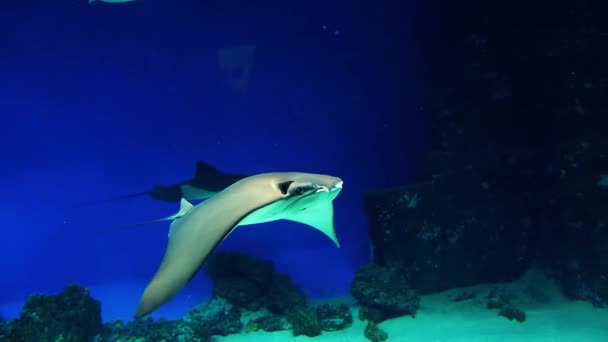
133,172,343,318
78,161,249,207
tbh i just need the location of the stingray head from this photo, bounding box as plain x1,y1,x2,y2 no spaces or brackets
257,173,344,246
277,173,343,197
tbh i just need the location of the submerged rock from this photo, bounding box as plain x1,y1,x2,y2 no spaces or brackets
245,314,292,332
206,251,307,314
206,251,275,310
351,263,420,322
498,306,526,323
102,318,205,342
287,306,321,337
264,273,307,314
182,297,243,337
3,283,102,342
363,174,536,295
316,303,353,331
0,315,7,341
101,297,242,341
364,321,388,342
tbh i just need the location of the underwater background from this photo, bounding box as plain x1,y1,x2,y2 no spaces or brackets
1,0,607,341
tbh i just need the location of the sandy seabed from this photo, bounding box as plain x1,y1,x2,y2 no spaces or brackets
2,269,607,341
217,270,608,342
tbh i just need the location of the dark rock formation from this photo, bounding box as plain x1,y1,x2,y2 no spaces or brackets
182,297,243,337
364,176,537,294
0,315,7,341
103,318,206,342
351,263,420,323
498,306,526,323
286,306,321,337
364,321,388,342
206,251,276,310
316,303,353,331
245,314,292,332
206,251,307,314
361,0,608,306
101,297,242,341
264,273,307,314
2,284,102,342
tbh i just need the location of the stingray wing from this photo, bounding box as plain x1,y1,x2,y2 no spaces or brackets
134,176,280,317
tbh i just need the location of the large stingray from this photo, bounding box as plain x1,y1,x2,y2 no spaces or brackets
77,161,249,207
134,172,343,318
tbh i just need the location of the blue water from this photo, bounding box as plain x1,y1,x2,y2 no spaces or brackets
1,0,429,321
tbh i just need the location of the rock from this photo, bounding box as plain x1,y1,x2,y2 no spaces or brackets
3,283,102,342
364,321,388,342
264,273,307,314
363,171,537,295
286,306,321,337
486,288,513,310
182,297,243,337
498,306,526,323
206,251,308,313
102,317,206,342
246,314,292,332
316,304,353,331
540,140,608,308
351,263,420,322
206,252,275,310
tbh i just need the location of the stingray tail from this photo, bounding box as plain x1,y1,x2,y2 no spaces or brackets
98,198,194,232
70,191,152,208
